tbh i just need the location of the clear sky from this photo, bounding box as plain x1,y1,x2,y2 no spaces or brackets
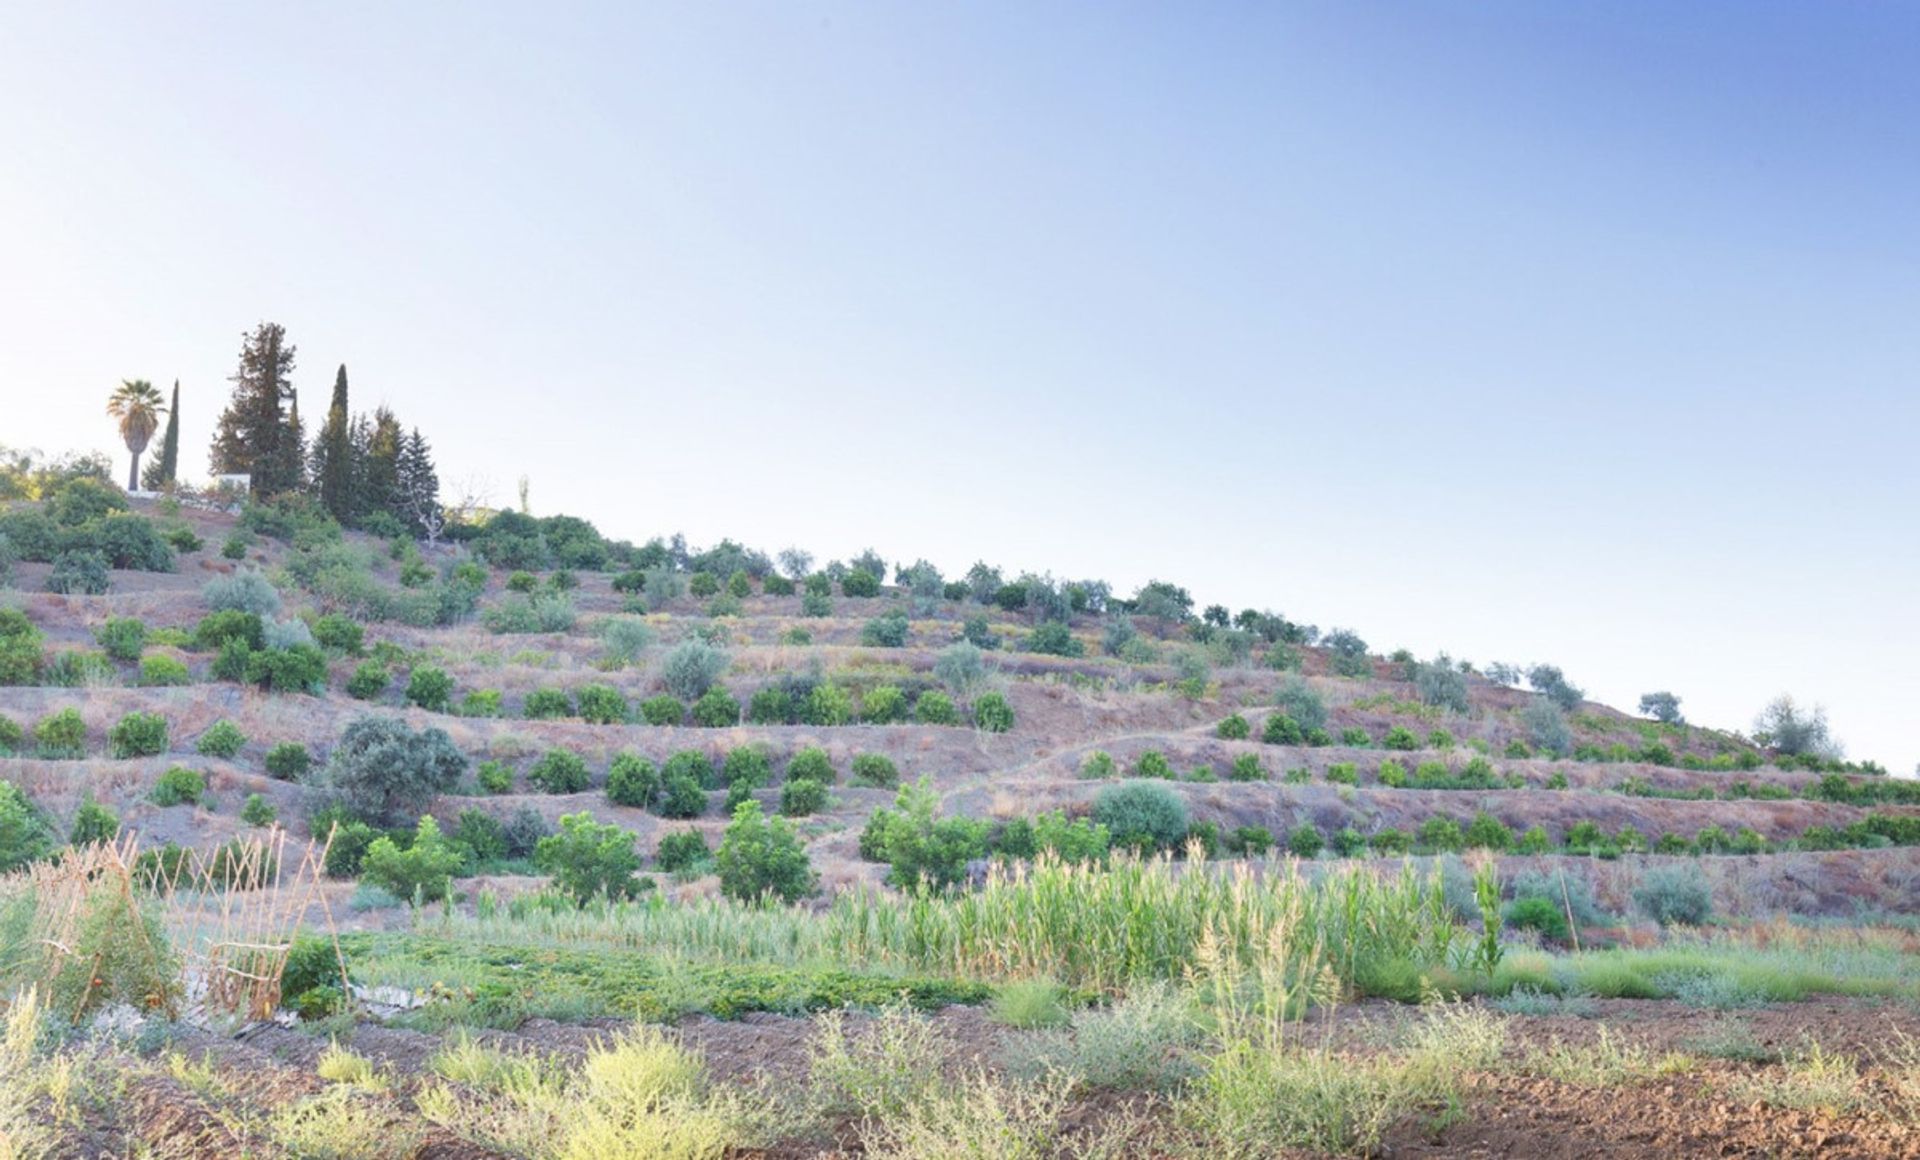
2,2,1914,772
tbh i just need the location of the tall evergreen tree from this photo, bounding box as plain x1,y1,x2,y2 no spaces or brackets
396,427,442,540
313,365,354,522
275,387,306,493
209,322,298,496
361,407,404,522
141,380,181,490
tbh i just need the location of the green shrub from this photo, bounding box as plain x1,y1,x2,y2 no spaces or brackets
46,549,110,594
32,708,85,758
1382,725,1420,751
240,793,277,827
1216,714,1250,740
315,715,466,827
1515,826,1552,854
151,765,204,807
973,692,1014,734
94,617,148,661
311,614,364,655
840,568,880,598
197,719,247,758
913,690,957,725
1369,828,1412,855
850,753,900,789
66,793,117,846
405,666,453,711
191,609,264,652
536,812,645,905
203,570,280,616
0,608,44,685
1632,865,1712,926
0,782,55,871
576,683,631,725
1417,816,1465,853
606,753,660,808
691,686,740,727
1226,825,1275,856
655,829,711,873
1133,750,1173,779
1227,754,1265,782
109,711,168,758
1331,826,1367,857
662,749,719,791
1273,675,1327,731
528,749,590,794
220,533,249,560
657,772,707,819
716,746,768,790
1081,751,1116,779
450,809,507,867
862,685,907,724
1504,896,1570,943
138,654,190,686
1262,714,1304,746
716,800,816,903
476,760,513,795
786,747,835,785
243,644,327,693
456,689,502,718
1522,697,1573,756
1024,622,1083,657
524,688,574,719
346,661,389,700
1464,811,1513,851
1094,781,1189,851
747,688,792,725
1288,822,1324,859
638,694,684,726
780,776,828,816
1324,762,1357,785
804,683,854,726
0,716,20,757
866,779,990,890
1340,727,1372,746
361,815,462,904
265,742,311,780
861,611,909,648
483,593,577,634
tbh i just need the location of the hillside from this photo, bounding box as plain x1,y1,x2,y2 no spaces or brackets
3,483,1920,1157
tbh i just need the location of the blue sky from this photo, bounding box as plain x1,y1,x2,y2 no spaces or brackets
2,2,1915,771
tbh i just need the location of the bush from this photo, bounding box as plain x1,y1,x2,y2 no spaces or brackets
862,685,907,724
661,749,718,790
861,611,910,648
191,609,264,652
405,666,454,711
638,694,684,726
536,812,645,905
605,753,660,808
657,772,707,819
0,782,54,871
1094,781,1189,851
1632,865,1713,926
850,753,900,789
1133,750,1173,779
528,749,590,794
138,654,189,686
316,716,466,827
0,716,19,757
1226,825,1275,856
1081,750,1117,779
220,533,249,560
913,690,957,725
747,688,792,725
840,568,880,598
1024,622,1083,657
1323,628,1371,678
311,614,364,655
1522,697,1573,757
197,720,247,758
1464,811,1513,851
0,608,44,685
655,829,711,873
1216,714,1250,740
69,794,119,846
935,642,987,692
203,570,281,616
240,793,276,827
451,809,507,866
691,686,740,727
361,815,462,904
786,747,835,785
576,683,630,725
47,549,110,594
716,800,816,903
524,688,574,719
346,661,389,700
109,711,168,758
506,571,538,594
150,765,204,807
265,742,311,780
33,708,86,758
660,639,729,701
243,644,327,693
804,683,854,726
973,692,1014,734
1412,656,1470,713
780,776,828,816
95,617,148,661
1382,725,1420,751
1418,816,1465,853
1504,896,1571,943
1288,822,1324,859
476,760,514,794
1228,754,1265,781
724,746,772,790
1262,715,1305,746
1370,828,1412,855
801,590,832,617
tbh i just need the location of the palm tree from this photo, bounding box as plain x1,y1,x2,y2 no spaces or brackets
106,380,167,492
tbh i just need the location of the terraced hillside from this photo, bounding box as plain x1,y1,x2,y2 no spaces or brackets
5,485,1920,1158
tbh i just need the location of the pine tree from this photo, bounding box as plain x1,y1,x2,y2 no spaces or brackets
209,322,298,496
275,387,306,493
361,407,404,522
397,427,442,541
346,413,373,521
141,380,181,490
313,366,354,522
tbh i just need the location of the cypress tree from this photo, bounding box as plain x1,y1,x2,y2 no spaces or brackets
314,365,354,522
209,322,298,496
141,380,181,490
